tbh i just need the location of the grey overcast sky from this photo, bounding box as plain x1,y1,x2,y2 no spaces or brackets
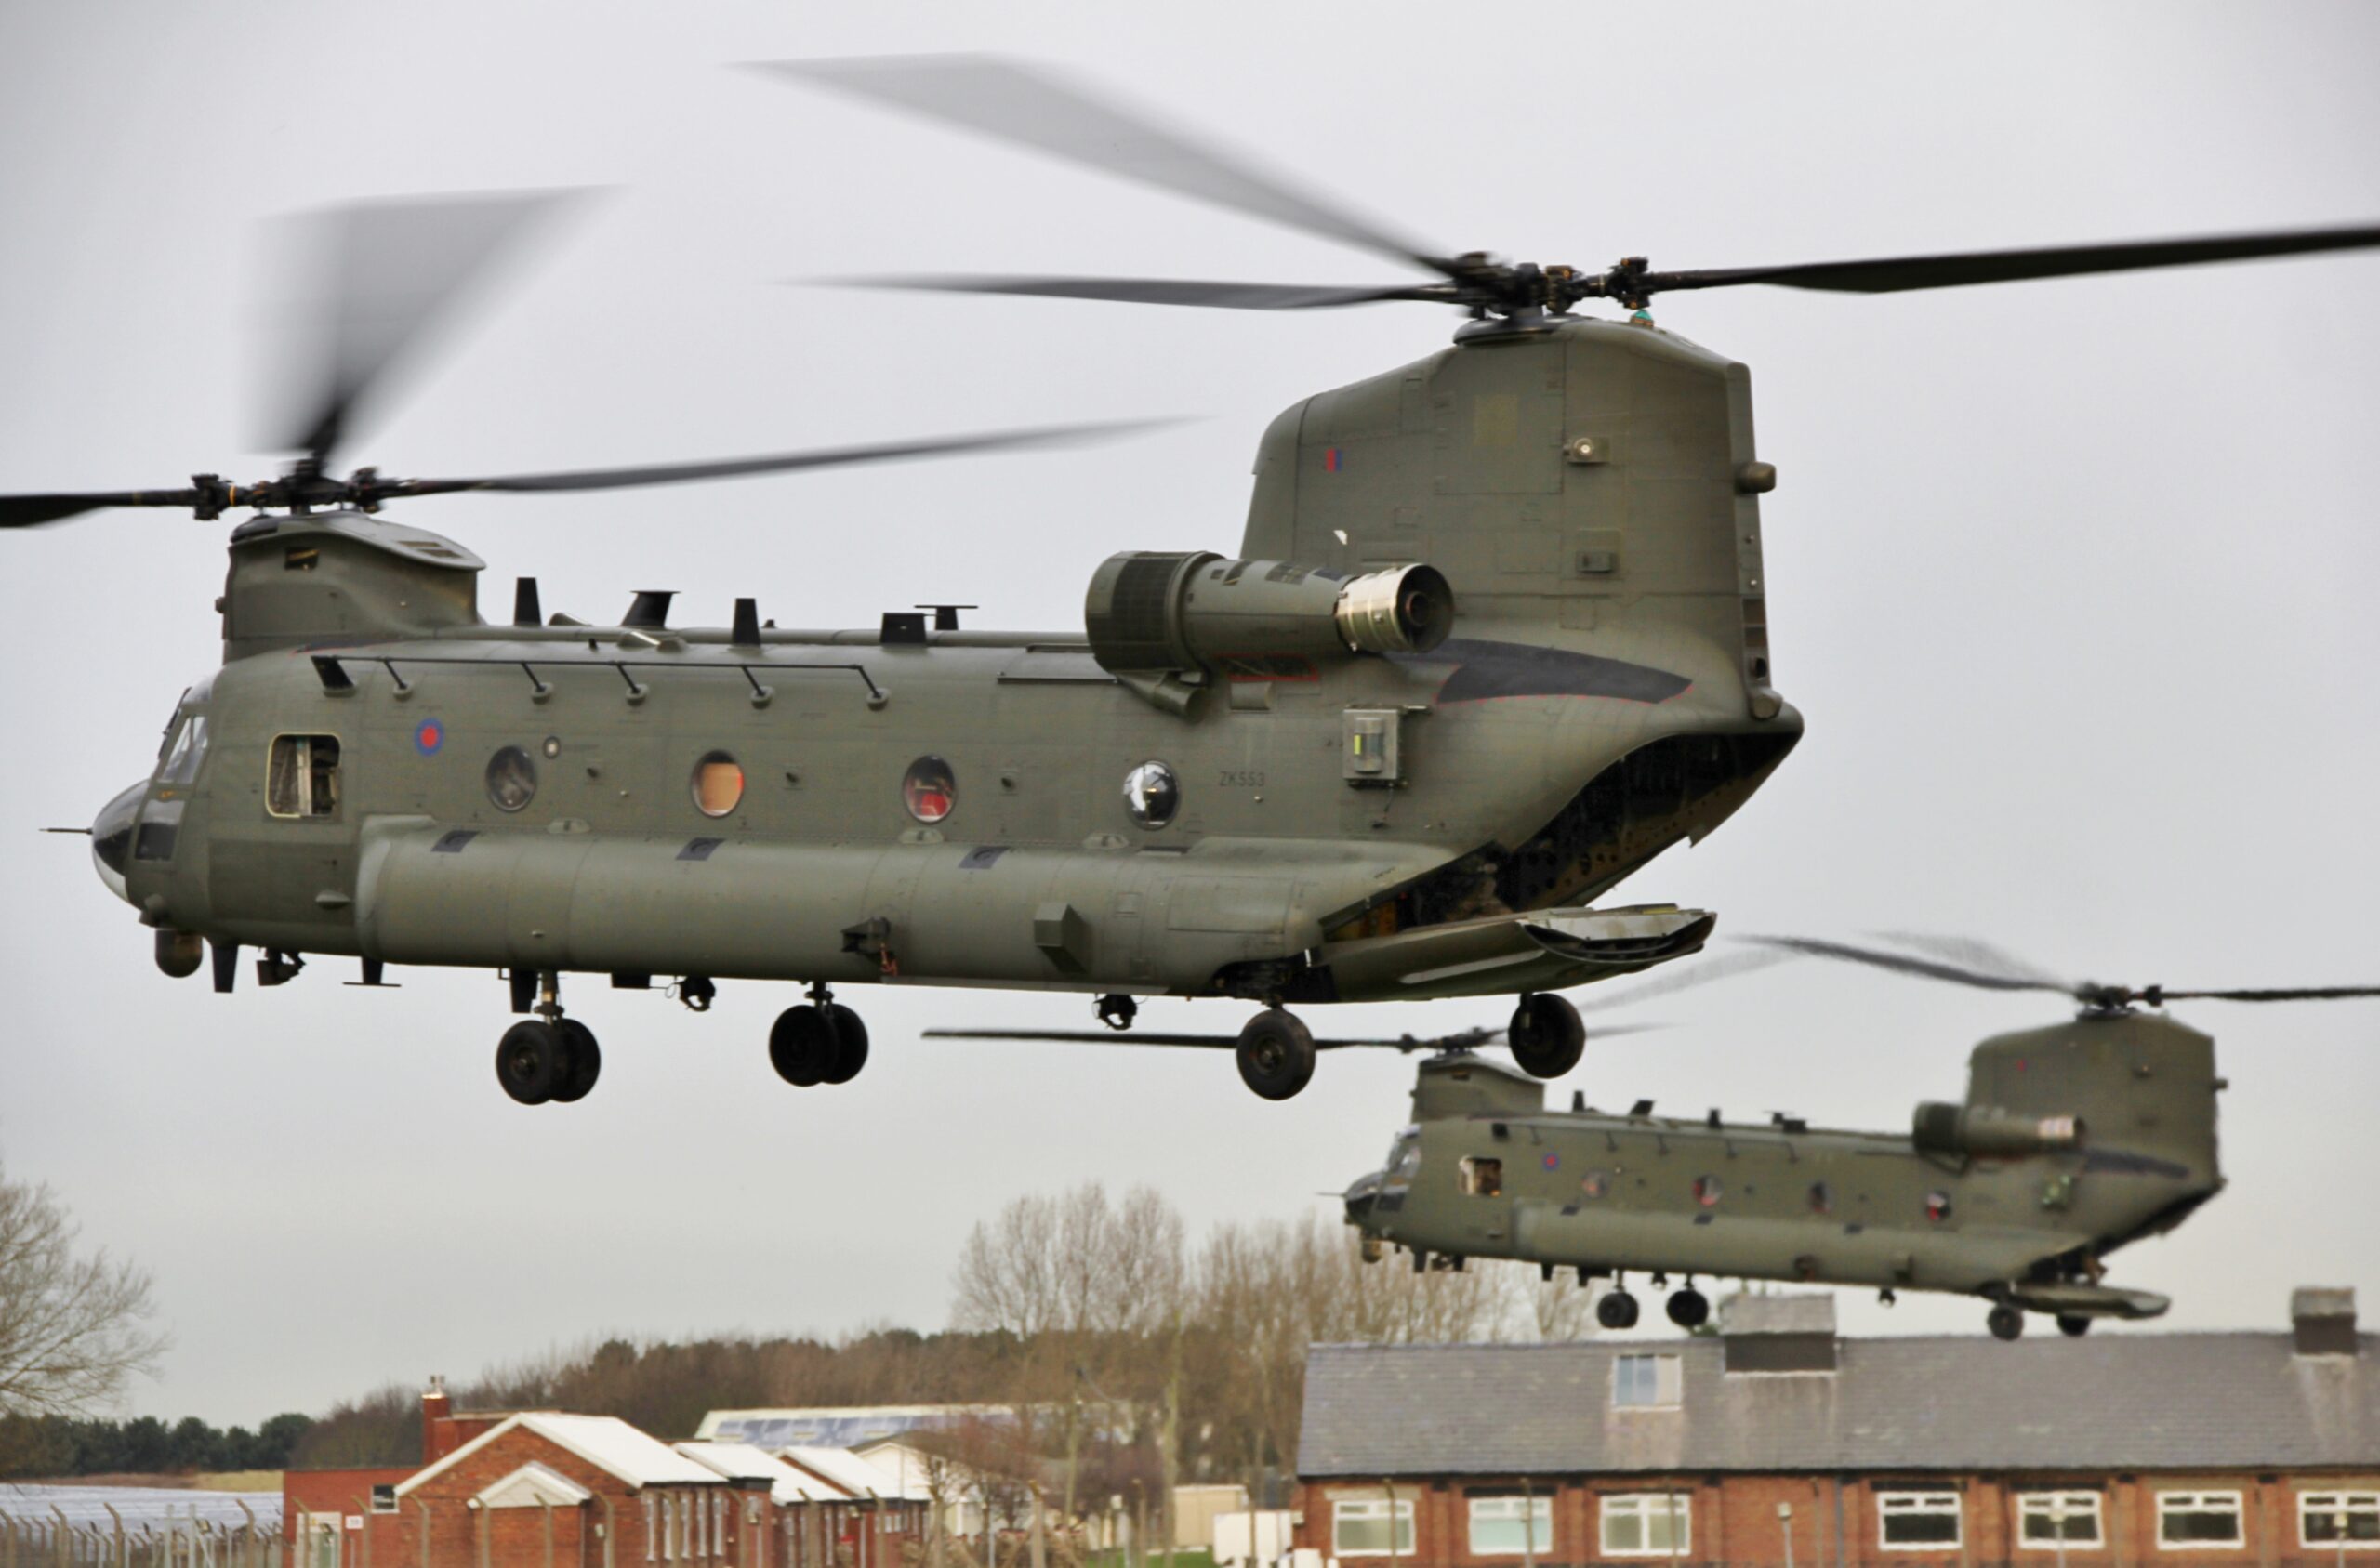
3,2,2377,1429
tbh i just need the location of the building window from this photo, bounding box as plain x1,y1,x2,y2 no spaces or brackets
370,1484,398,1515
267,735,341,818
2159,1492,2243,1548
1331,1499,1414,1557
1612,1353,1682,1409
2020,1493,2102,1548
1469,1496,1553,1557
1878,1491,1963,1548
2302,1493,2380,1548
1601,1493,1690,1556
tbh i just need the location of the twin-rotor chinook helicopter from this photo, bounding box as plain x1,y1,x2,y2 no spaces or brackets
14,57,2380,1108
1339,935,2380,1341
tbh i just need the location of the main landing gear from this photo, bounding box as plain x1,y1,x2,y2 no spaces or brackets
770,983,870,1087
496,970,602,1107
1596,1285,1642,1330
1235,1008,1316,1100
1988,1303,2026,1341
1508,992,1586,1079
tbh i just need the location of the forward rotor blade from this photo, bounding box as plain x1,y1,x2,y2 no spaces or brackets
2157,985,2380,1004
759,55,1448,277
810,273,1443,311
1741,935,2070,995
379,418,1174,500
0,490,202,529
271,191,580,468
1642,222,2380,298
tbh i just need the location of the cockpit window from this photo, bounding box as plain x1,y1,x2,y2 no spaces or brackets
1387,1133,1421,1181
268,735,342,819
159,715,210,786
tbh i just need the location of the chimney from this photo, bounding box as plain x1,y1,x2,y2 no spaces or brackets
2293,1287,2359,1356
1720,1293,1839,1373
422,1374,453,1462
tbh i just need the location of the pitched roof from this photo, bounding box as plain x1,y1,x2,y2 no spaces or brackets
1297,1332,2380,1478
475,1463,594,1509
675,1442,845,1505
778,1445,892,1499
397,1414,722,1497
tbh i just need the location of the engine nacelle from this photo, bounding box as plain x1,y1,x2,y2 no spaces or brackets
1912,1101,2085,1157
1084,551,1453,679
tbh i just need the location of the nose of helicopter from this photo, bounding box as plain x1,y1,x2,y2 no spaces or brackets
90,781,142,904
1342,1170,1383,1229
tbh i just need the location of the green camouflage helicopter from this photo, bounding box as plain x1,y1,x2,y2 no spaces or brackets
13,58,2380,1108
1338,934,2380,1340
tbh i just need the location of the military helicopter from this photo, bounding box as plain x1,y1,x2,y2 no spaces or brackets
1337,933,2380,1340
14,59,2380,1110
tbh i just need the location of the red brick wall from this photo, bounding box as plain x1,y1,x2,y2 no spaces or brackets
283,1468,416,1544
1292,1470,2380,1568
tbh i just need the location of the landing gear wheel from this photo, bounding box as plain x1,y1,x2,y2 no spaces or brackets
1507,992,1586,1079
1596,1289,1641,1331
1988,1303,2026,1341
2056,1313,2093,1338
769,1005,836,1087
496,1020,565,1106
822,1004,870,1085
549,1020,602,1103
1235,1008,1316,1100
1666,1287,1711,1329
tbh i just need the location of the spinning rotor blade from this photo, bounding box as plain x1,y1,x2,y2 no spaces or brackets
810,273,1443,310
2153,984,2380,1004
1741,935,2069,995
1633,222,2380,300
376,418,1176,499
1572,947,1802,1013
1,489,207,529
759,55,1450,276
272,191,580,469
922,1019,1664,1051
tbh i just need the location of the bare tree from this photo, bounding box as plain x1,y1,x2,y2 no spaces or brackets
0,1163,168,1419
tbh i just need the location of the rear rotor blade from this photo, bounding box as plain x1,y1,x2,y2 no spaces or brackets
1573,947,1800,1013
923,1023,1521,1051
1641,222,2380,298
0,489,204,529
759,55,1449,277
1741,935,2072,996
272,191,580,468
377,418,1174,500
810,273,1444,311
1871,930,2073,992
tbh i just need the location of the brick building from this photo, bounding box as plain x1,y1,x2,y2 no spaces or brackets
1294,1290,2378,1568
284,1380,914,1567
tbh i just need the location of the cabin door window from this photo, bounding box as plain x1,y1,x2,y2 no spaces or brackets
267,734,341,819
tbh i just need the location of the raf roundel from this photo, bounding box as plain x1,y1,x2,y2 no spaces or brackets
413,718,444,757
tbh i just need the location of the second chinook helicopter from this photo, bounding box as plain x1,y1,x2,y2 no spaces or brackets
1338,935,2380,1339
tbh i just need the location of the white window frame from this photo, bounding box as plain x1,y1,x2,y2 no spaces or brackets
1331,1498,1414,1558
1877,1491,1964,1550
643,1495,657,1561
1467,1495,1554,1557
2019,1492,2103,1549
1612,1353,1683,1409
2301,1492,2380,1550
1601,1493,1692,1557
2157,1491,2244,1550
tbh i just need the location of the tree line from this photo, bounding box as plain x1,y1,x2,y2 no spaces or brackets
4,1167,1588,1494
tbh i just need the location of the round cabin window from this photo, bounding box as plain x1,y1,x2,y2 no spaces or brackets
485,746,537,812
903,756,956,824
692,752,745,818
1122,759,1180,829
